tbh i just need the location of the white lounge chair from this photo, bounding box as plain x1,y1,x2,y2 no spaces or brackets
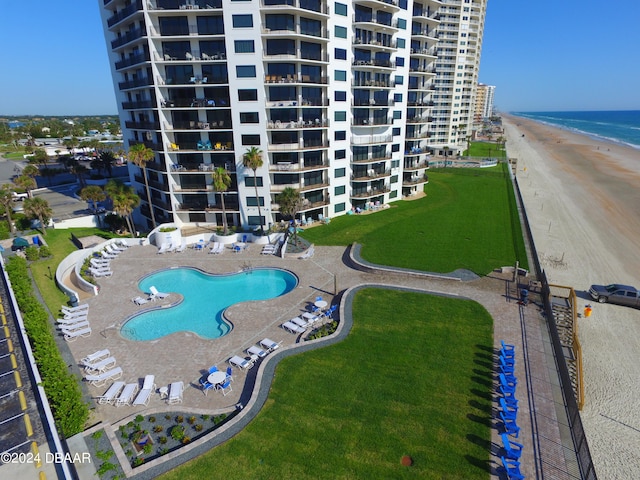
58,320,90,332
132,296,150,306
290,316,309,329
84,356,116,374
97,381,125,405
90,258,110,268
299,245,315,259
208,242,224,254
282,321,305,334
63,309,88,320
175,239,187,253
261,244,278,255
61,304,89,314
57,317,89,326
168,381,184,404
116,383,139,407
90,268,113,277
133,375,156,406
110,242,126,252
86,366,123,386
117,239,130,249
157,243,170,254
247,345,268,358
149,286,169,299
64,326,92,342
101,251,117,260
105,244,121,255
260,338,281,352
228,355,253,370
301,312,320,324
82,349,110,365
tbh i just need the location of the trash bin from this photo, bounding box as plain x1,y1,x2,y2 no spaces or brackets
520,289,529,306
584,305,592,317
33,236,39,246
69,294,79,308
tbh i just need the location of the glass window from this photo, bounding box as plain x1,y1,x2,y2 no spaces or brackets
248,215,265,226
232,14,253,28
234,40,255,53
240,112,259,123
335,70,346,81
392,143,400,152
334,202,346,213
392,127,400,136
196,16,224,35
160,17,189,36
335,149,346,159
334,48,347,60
397,18,407,30
236,65,256,78
267,39,295,56
396,57,404,67
238,89,258,101
395,75,403,85
391,175,399,184
334,130,346,141
394,93,402,102
334,111,346,121
334,2,347,16
242,134,260,145
245,176,263,187
265,14,294,31
399,0,407,9
335,26,347,38
335,167,346,178
393,110,402,119
246,196,265,206
334,91,346,101
334,185,346,196
397,38,405,49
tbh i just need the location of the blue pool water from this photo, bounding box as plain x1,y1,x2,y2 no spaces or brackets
121,268,298,341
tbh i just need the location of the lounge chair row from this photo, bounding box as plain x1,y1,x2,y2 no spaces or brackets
158,239,189,254
261,242,281,255
96,374,157,407
208,242,225,254
58,309,92,342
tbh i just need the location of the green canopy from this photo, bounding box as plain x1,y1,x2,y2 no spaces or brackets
12,237,29,248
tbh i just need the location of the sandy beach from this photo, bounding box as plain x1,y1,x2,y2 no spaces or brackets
502,114,640,479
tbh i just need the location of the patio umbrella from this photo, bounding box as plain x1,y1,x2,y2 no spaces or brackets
12,237,29,250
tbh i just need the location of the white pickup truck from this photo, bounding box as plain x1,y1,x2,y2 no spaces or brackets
12,192,28,201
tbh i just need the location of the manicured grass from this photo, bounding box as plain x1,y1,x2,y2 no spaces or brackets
467,141,506,158
2,151,27,160
161,288,493,480
302,165,528,275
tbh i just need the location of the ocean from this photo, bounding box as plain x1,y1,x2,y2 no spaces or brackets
511,110,640,150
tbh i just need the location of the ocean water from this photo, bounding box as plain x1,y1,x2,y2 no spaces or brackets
512,110,640,150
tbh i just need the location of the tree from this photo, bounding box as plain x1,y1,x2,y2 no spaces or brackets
31,148,48,167
243,147,265,235
23,197,53,235
0,185,16,235
22,164,40,179
106,179,140,236
211,167,232,235
63,137,78,156
80,185,106,213
278,187,303,243
70,162,89,187
14,175,36,198
128,143,157,228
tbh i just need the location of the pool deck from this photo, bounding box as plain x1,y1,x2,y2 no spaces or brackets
61,242,573,479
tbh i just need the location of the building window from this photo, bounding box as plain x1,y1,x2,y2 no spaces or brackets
245,176,263,187
396,57,404,67
238,89,258,101
335,91,347,101
335,2,347,16
393,93,402,102
335,130,346,141
248,215,264,226
246,196,265,207
397,18,406,30
335,26,347,38
334,111,346,121
391,144,400,152
394,75,403,85
397,38,406,49
392,127,400,136
232,14,253,28
236,65,256,78
391,175,398,184
335,70,346,81
335,167,346,178
334,202,346,213
389,190,398,198
334,48,347,60
242,134,260,145
234,40,255,53
240,112,259,123
393,110,402,120
399,0,407,9
335,149,346,159
391,159,400,168
334,185,346,196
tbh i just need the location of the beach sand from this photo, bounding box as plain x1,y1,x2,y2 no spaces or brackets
502,114,640,479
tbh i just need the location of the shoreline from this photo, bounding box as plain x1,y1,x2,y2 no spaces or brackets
502,113,640,479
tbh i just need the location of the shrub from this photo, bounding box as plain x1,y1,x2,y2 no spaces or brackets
149,416,156,423
38,245,52,258
153,425,163,433
164,414,171,420
170,425,185,441
25,246,39,261
182,436,191,444
158,436,167,445
135,414,144,423
132,458,144,468
143,444,153,455
194,424,203,432
175,415,184,423
187,415,196,424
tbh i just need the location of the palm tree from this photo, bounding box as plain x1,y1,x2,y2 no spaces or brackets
70,162,89,187
128,143,157,228
278,187,303,243
0,185,16,236
14,175,36,198
106,179,140,236
211,167,232,235
63,137,78,156
80,185,106,213
243,147,265,235
22,164,39,179
23,197,53,236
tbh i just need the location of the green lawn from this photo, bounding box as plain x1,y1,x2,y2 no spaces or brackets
466,142,506,158
162,288,493,480
2,151,27,160
302,165,527,275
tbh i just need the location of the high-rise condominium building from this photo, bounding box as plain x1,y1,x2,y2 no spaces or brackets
474,83,495,123
99,0,486,232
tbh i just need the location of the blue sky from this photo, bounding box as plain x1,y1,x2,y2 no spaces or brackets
0,0,639,115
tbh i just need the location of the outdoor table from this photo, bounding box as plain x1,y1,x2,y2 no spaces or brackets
314,300,328,310
208,371,227,386
158,386,168,399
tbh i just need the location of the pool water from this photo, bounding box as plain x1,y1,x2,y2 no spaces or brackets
121,268,298,341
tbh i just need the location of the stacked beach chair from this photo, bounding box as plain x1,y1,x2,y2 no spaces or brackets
57,304,92,341
497,340,525,480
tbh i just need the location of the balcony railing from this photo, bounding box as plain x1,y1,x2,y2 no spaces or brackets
111,27,145,49
350,186,390,199
267,97,328,107
261,27,329,39
352,59,396,69
352,99,395,106
353,37,397,49
352,118,392,126
268,140,329,151
351,169,390,180
350,134,392,145
115,52,150,70
125,120,160,130
265,74,328,84
403,161,429,171
352,14,399,29
261,0,329,14
107,0,142,28
149,0,223,9
118,77,153,90
267,119,328,129
351,79,395,88
122,99,155,110
351,153,392,164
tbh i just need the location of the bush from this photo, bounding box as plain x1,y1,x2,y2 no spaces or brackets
25,246,40,261
38,245,51,258
170,425,185,441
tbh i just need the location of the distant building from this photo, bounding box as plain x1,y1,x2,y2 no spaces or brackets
474,83,495,123
99,0,488,232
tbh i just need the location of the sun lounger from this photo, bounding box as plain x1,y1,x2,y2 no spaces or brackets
157,243,171,254
208,242,224,254
58,320,90,332
97,381,125,405
105,244,121,255
84,356,116,374
301,312,319,324
132,296,150,305
149,286,169,299
228,355,253,370
168,381,184,404
260,338,281,352
90,268,113,277
117,239,130,248
175,239,187,253
247,345,268,358
57,317,89,326
261,244,277,255
133,375,156,406
82,349,110,365
298,244,315,259
64,326,92,342
282,321,305,334
61,304,89,313
101,251,117,259
290,316,309,328
63,309,89,320
86,366,123,386
116,383,139,407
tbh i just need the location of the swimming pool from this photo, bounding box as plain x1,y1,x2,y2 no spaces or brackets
120,267,298,341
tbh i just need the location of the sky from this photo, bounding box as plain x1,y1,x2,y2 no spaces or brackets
0,0,639,116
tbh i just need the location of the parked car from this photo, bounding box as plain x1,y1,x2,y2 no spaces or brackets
12,192,28,201
588,284,640,308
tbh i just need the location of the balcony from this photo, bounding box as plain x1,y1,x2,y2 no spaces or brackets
158,50,227,62
351,152,392,164
350,134,392,145
122,99,155,110
267,97,328,107
269,160,328,171
403,161,429,171
260,0,329,15
351,169,391,181
352,59,396,69
350,186,390,199
265,74,328,84
111,27,145,50
261,26,329,40
107,0,142,28
115,52,150,70
148,0,223,9
300,180,329,192
268,140,329,151
402,175,428,186
352,15,399,30
356,0,400,11
267,119,328,129
351,79,395,88
352,37,397,50
352,117,393,127
118,77,153,90
299,196,330,210
125,120,160,130
352,99,394,107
